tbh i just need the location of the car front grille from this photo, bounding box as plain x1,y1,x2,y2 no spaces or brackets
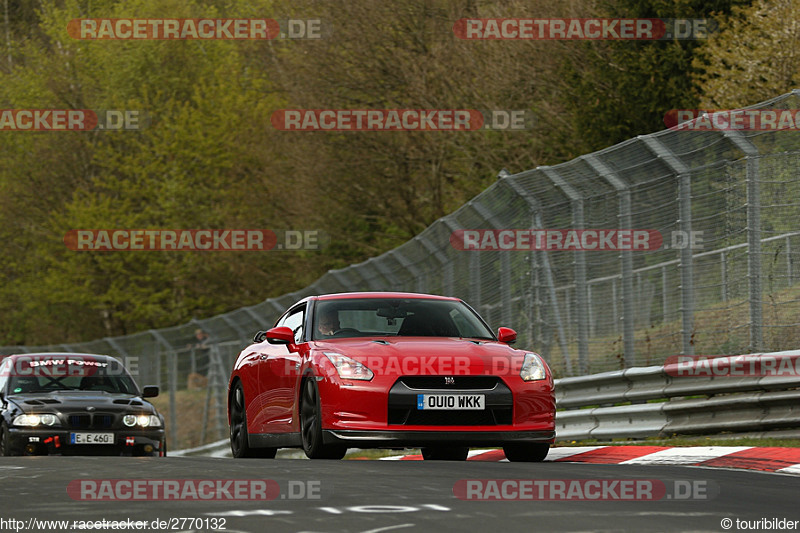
67,413,115,429
388,376,514,426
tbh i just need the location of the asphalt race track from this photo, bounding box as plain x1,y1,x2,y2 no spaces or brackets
1,456,799,532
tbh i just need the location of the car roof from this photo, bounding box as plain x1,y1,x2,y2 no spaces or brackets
312,292,459,301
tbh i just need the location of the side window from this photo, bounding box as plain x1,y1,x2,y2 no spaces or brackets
278,306,306,344
0,359,8,395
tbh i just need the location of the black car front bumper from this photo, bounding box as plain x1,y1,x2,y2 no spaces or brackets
8,427,165,456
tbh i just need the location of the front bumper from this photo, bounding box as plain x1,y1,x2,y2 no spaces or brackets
322,429,555,448
8,427,166,456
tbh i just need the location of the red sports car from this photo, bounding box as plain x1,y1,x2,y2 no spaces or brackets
227,292,555,461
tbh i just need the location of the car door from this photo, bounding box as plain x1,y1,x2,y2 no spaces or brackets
252,304,306,434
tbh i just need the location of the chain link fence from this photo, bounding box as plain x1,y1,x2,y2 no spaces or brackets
3,90,800,448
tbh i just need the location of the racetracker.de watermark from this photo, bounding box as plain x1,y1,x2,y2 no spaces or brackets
454,479,718,501
453,18,716,40
0,109,144,131
664,354,800,377
450,229,663,251
271,109,534,131
665,109,800,131
67,18,329,40
67,479,322,501
63,229,326,251
284,355,548,378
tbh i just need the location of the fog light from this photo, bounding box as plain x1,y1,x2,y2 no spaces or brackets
143,444,154,454
25,444,37,454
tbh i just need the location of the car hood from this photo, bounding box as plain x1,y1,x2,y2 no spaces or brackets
311,337,536,376
9,392,158,414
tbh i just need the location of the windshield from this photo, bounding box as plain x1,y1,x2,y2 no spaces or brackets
312,298,494,341
6,357,139,395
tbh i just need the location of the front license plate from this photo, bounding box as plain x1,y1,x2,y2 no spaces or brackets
71,432,115,444
417,394,485,410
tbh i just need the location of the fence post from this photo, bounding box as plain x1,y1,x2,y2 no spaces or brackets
372,257,399,291
417,235,453,296
542,166,590,374
330,270,356,293
149,329,178,452
584,154,637,365
496,174,573,374
467,197,515,327
469,251,481,309
724,130,762,352
389,250,425,293
102,336,133,377
720,252,727,302
442,218,463,298
662,266,669,318
352,261,385,291
637,138,695,357
218,315,249,347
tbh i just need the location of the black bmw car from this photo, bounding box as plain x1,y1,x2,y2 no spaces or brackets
0,353,166,456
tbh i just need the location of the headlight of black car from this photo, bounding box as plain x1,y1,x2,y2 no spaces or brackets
122,414,162,428
12,414,59,427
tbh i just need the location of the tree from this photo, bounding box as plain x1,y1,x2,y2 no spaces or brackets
693,0,799,108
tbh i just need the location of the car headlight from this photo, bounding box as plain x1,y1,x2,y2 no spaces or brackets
520,353,547,381
324,352,374,380
123,414,162,427
13,414,58,427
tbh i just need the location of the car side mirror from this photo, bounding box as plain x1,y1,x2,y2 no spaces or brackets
254,330,267,343
142,385,159,398
266,326,295,345
497,327,517,344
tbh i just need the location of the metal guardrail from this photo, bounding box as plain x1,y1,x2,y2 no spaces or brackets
554,350,800,441
174,350,800,454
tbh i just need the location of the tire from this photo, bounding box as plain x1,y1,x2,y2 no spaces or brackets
502,443,550,462
229,382,277,458
300,378,346,459
421,446,469,461
0,422,20,456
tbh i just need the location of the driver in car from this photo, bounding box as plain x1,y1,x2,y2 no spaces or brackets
317,309,340,336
